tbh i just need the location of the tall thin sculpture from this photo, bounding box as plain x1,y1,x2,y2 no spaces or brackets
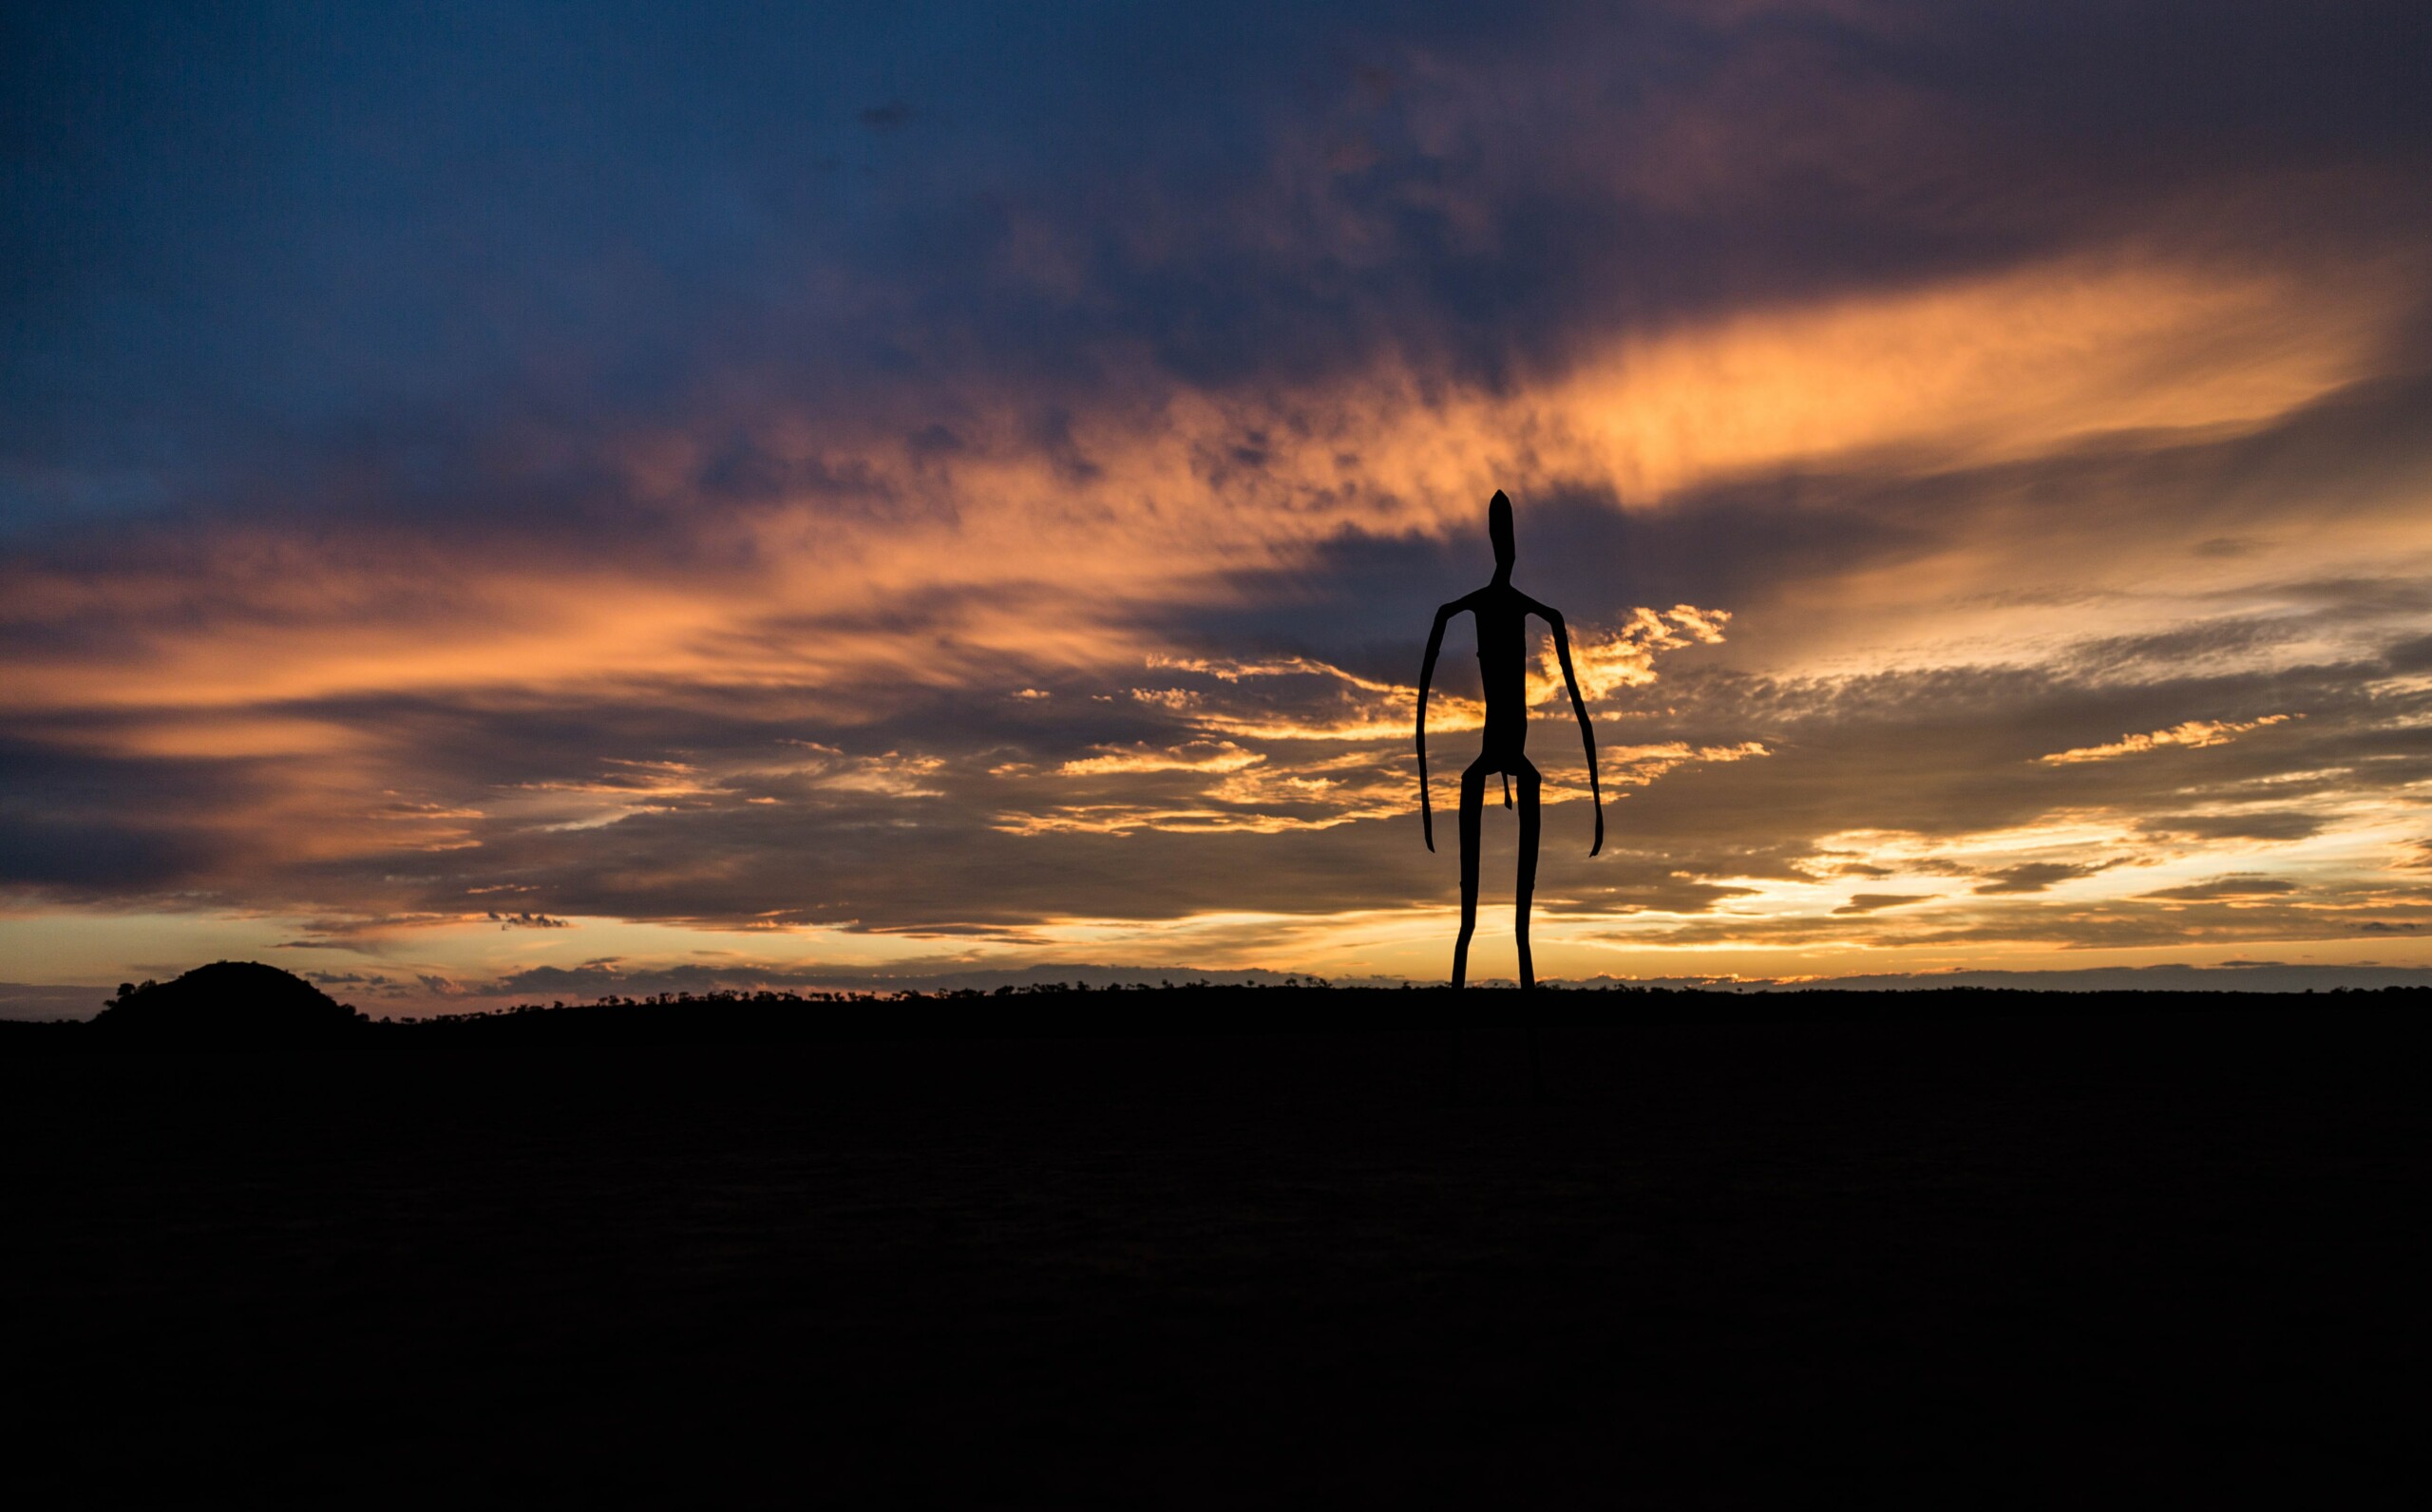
1417,491,1604,988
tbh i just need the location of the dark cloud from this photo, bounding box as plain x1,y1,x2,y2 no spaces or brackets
2139,875,2301,901
2384,633,2432,672
1972,860,2119,895
1546,878,1760,917
2138,812,2327,842
1834,894,1934,915
0,737,254,894
9,2,2431,539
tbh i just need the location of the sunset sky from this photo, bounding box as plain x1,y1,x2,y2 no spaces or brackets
9,2,2432,1011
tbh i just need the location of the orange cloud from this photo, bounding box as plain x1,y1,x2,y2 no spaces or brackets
5,235,2424,992
3,246,2399,747
2039,715,2296,765
1061,741,1264,776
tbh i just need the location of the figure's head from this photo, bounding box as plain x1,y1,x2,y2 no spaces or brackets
1489,490,1515,572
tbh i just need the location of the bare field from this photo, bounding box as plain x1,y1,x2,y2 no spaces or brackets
6,991,2424,1504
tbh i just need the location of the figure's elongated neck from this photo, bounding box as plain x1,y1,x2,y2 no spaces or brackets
1492,562,1512,586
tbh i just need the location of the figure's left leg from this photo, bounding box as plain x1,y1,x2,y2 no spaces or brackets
1453,758,1490,989
1514,760,1542,991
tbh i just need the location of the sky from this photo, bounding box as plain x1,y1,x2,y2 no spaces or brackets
8,1,2432,1012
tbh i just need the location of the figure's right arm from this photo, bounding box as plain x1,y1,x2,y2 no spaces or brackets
1417,601,1457,852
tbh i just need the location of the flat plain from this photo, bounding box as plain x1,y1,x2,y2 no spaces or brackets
6,989,2423,1504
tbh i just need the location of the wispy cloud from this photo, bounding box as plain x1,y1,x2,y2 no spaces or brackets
2039,715,2298,765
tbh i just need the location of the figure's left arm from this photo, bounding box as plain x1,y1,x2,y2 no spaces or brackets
1539,604,1605,857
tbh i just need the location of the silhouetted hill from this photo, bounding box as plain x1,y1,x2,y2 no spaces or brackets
88,960,361,1043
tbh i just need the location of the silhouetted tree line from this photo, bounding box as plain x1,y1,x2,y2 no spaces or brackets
6,965,2425,1053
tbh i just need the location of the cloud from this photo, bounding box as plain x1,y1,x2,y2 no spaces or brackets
2385,633,2432,672
1971,860,2123,896
2139,875,2302,901
2138,811,2328,842
1059,741,1264,776
2038,716,2297,765
1833,894,1935,915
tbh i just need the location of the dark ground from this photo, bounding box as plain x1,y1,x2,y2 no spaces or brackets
5,988,2425,1504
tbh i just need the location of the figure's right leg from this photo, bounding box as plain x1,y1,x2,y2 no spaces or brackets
1514,761,1545,1095
1514,761,1542,992
1453,759,1489,988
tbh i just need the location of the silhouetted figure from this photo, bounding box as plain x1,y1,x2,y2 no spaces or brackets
1417,491,1603,990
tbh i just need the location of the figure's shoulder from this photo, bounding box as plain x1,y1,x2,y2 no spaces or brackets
1513,586,1564,622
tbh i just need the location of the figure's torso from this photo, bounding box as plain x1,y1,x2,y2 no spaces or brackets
1471,583,1531,755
